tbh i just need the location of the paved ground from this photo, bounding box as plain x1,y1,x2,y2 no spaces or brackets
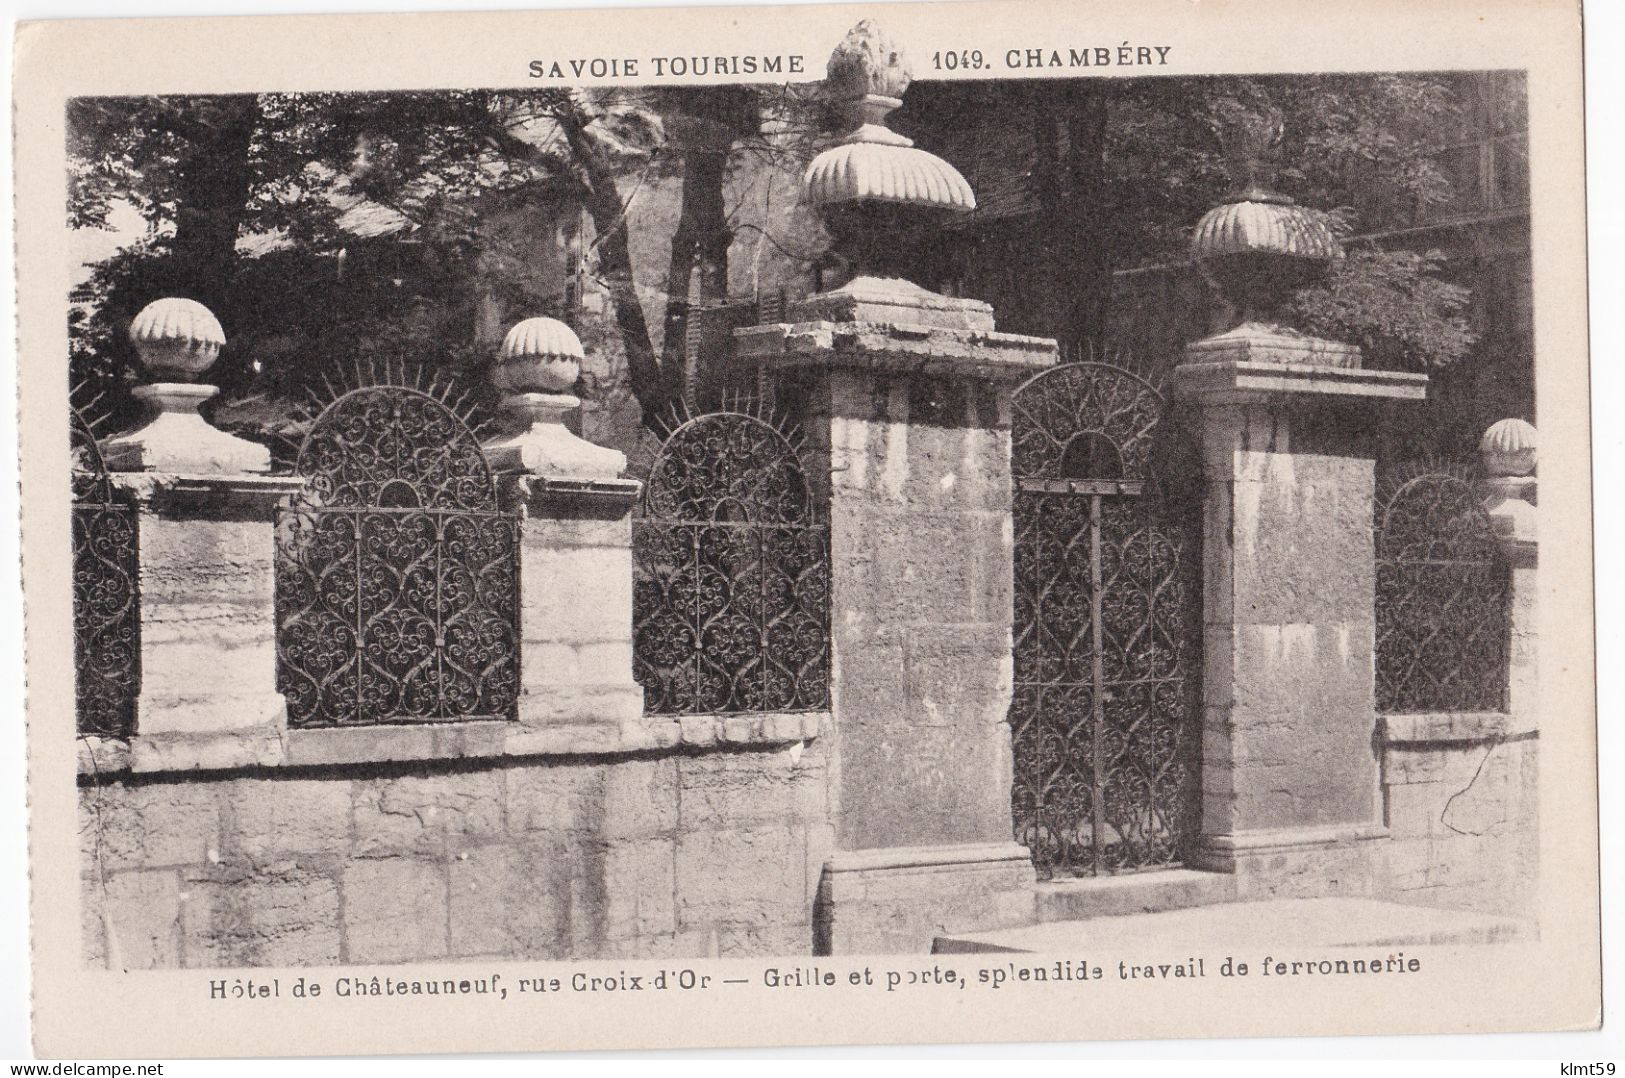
934,897,1529,953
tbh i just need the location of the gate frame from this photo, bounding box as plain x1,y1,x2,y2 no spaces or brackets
1007,361,1202,878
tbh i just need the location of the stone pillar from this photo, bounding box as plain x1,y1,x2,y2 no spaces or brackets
1176,349,1425,892
733,20,1052,954
1176,153,1430,894
100,299,302,758
738,280,1055,954
1479,418,1537,730
484,318,643,728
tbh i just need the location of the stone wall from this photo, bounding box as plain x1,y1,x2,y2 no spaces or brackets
1378,723,1539,919
79,738,831,969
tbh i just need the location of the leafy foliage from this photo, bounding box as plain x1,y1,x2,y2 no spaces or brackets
1290,246,1477,372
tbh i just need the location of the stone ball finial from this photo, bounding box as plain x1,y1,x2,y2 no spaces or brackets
128,297,225,381
495,317,585,396
1480,418,1537,477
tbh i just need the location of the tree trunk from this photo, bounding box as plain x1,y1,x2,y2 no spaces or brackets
660,147,731,404
167,97,261,316
554,99,672,430
1062,83,1112,357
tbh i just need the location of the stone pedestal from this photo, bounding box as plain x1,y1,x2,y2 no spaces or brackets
736,277,1056,953
103,384,271,474
1482,473,1538,731
505,475,645,725
114,474,302,751
1173,332,1427,896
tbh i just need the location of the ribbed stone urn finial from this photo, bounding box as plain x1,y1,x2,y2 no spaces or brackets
1480,417,1537,478
495,316,585,397
484,317,625,480
102,297,271,473
1190,109,1343,334
803,20,974,281
128,297,226,382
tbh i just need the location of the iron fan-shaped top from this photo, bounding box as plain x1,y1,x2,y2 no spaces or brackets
1011,363,1165,482
643,412,813,525
293,386,498,512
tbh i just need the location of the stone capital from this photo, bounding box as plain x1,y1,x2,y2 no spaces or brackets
102,384,273,475
111,472,304,520
484,393,629,484
504,473,643,521
1174,358,1428,409
734,277,1057,386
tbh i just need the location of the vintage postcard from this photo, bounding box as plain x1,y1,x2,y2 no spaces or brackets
13,0,1597,1058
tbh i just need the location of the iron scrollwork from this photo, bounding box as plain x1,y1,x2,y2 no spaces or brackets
1375,468,1510,714
1009,363,1199,879
72,407,140,739
275,387,521,727
632,412,830,715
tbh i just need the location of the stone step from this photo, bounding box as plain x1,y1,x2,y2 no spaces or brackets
1035,868,1236,923
934,897,1528,954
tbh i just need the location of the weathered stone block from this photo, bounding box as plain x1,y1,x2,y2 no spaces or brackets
103,870,181,969
81,780,220,870
505,763,604,834
675,827,806,928
601,757,679,838
814,843,1037,955
180,867,341,967
227,778,353,864
601,838,677,940
342,858,448,963
518,543,634,645
448,845,568,958
352,771,504,858
82,887,107,968
677,749,812,829
834,721,1012,850
716,922,815,957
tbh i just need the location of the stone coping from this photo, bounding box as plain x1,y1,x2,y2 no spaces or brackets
76,711,826,778
823,840,1035,875
1173,359,1428,404
1381,710,1533,743
734,320,1058,382
1197,822,1390,858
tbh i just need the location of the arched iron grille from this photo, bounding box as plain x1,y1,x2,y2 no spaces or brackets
1009,363,1199,878
632,412,830,715
1375,469,1510,713
275,386,520,727
72,407,140,738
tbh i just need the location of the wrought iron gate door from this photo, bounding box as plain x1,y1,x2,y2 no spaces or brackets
275,386,520,728
1009,363,1199,878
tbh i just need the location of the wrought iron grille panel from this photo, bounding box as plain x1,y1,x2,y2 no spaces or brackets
72,407,140,738
1375,468,1510,713
633,412,829,715
275,386,520,727
1009,363,1199,878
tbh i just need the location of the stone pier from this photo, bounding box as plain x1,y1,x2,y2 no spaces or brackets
738,281,1054,953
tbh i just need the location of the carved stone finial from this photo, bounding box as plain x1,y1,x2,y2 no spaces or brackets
496,317,584,396
129,297,226,381
1188,111,1345,340
825,19,912,129
102,297,270,473
803,20,975,282
1480,418,1537,478
484,317,625,481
